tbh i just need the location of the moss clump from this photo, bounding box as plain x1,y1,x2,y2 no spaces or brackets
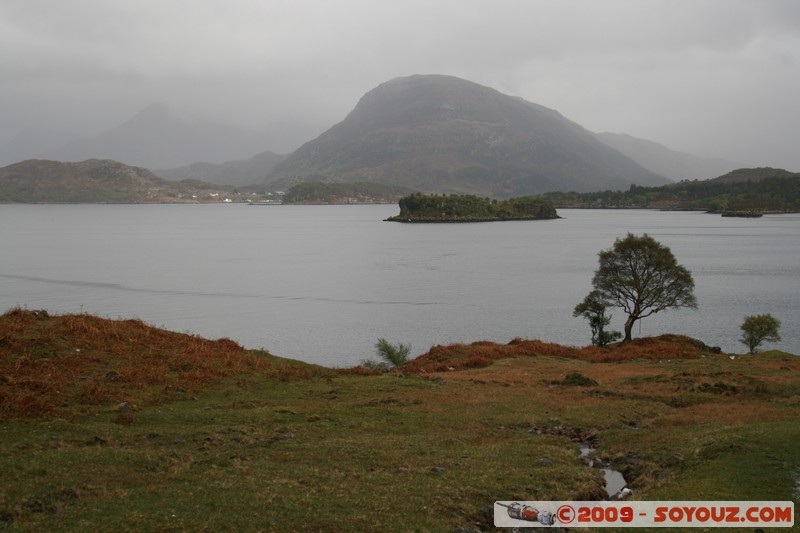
558,371,599,387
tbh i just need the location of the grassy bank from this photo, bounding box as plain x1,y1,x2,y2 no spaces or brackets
1,309,798,531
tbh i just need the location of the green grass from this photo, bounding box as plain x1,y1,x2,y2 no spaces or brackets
0,374,604,531
2,312,798,531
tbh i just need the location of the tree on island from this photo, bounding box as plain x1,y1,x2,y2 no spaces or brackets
740,314,781,354
585,233,698,342
573,290,622,346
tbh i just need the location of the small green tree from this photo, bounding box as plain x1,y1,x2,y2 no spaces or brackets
573,290,621,346
374,338,411,367
740,314,781,354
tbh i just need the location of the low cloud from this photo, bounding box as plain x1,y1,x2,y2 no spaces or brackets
2,0,799,169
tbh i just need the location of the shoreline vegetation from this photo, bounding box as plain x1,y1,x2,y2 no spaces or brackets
542,167,800,213
2,307,798,530
385,193,559,222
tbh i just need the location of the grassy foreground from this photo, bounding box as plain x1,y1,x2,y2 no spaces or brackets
1,309,798,531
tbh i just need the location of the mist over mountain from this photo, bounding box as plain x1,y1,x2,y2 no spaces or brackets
44,104,273,169
155,151,288,187
594,132,741,182
0,76,754,191
266,75,670,196
0,130,66,168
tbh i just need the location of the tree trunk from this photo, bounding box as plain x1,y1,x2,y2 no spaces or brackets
623,315,636,342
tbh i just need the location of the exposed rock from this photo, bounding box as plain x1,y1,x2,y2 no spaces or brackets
115,401,133,412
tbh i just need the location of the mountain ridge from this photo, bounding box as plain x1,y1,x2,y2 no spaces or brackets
266,74,670,196
154,151,288,187
594,132,741,181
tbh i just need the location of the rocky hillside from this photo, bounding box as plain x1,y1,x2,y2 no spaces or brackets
266,75,669,196
0,159,233,203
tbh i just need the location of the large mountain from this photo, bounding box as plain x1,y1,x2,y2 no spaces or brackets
154,151,288,187
0,159,231,203
46,104,272,169
594,132,741,182
266,75,669,196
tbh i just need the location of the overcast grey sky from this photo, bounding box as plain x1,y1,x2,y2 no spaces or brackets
2,0,799,169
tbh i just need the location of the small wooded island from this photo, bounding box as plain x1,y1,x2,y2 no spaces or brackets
385,193,559,222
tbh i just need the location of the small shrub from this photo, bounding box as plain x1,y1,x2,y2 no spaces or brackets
359,359,389,372
374,338,411,368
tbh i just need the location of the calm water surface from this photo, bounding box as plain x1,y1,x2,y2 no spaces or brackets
1,204,798,366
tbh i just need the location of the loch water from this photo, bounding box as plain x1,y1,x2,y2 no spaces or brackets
2,204,798,366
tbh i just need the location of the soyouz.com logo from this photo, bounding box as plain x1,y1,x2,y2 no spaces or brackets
494,501,795,528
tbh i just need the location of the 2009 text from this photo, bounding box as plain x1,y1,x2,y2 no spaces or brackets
494,501,795,528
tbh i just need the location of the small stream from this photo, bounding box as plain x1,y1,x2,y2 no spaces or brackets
580,446,629,499
529,426,630,499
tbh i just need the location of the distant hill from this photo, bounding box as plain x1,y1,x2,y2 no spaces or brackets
594,132,741,181
543,167,800,212
46,104,273,169
0,159,234,203
706,166,798,184
155,151,289,187
266,75,670,196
